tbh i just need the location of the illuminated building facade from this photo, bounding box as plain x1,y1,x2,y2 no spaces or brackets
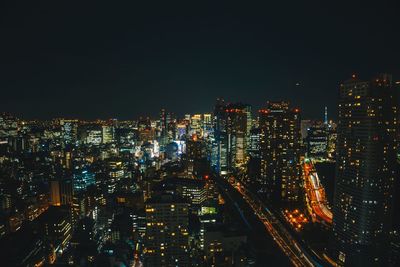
259,101,301,202
102,125,114,144
248,127,261,158
166,177,208,207
73,169,95,192
212,99,251,175
189,114,203,136
212,98,228,174
60,119,78,146
159,109,174,148
225,103,248,167
85,128,102,145
39,206,72,254
50,180,61,206
186,136,206,160
176,122,188,140
333,74,398,266
247,127,262,182
326,122,337,160
144,194,189,266
306,123,328,160
50,179,74,206
203,113,213,137
186,136,209,177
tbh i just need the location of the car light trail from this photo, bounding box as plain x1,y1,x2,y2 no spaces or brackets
303,159,332,224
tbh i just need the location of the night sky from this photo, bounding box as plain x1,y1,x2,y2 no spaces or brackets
1,1,399,120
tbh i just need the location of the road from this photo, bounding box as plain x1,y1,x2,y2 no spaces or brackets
217,175,292,266
303,159,333,224
214,175,321,267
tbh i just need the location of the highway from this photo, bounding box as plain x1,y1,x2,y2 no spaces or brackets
303,159,333,224
216,175,292,266
214,175,322,267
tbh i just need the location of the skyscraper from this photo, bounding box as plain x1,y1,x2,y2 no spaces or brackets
73,169,96,192
212,98,228,175
212,99,251,175
189,114,202,136
333,74,398,266
306,123,328,160
259,101,301,202
203,113,213,138
225,103,248,169
144,194,189,266
186,135,209,177
159,108,173,148
247,127,262,183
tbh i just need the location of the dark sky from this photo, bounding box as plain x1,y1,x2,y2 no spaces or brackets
1,1,399,120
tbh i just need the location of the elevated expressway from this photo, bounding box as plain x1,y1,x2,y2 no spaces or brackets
302,159,333,225
214,175,324,267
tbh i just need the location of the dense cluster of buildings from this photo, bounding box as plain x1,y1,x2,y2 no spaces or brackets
0,73,399,266
0,105,257,266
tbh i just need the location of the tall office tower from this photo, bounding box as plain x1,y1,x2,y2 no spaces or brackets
159,109,172,148
186,135,208,177
243,104,252,154
144,194,189,267
203,113,213,138
248,128,261,159
306,123,328,160
186,135,207,160
259,101,301,202
60,119,78,146
102,125,114,144
212,99,251,175
225,103,248,168
332,74,398,266
189,114,203,136
326,122,337,160
212,98,228,175
248,127,262,182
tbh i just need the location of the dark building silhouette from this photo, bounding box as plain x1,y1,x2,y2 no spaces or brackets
333,74,399,266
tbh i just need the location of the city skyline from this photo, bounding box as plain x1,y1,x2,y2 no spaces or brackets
1,2,400,266
0,74,398,266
